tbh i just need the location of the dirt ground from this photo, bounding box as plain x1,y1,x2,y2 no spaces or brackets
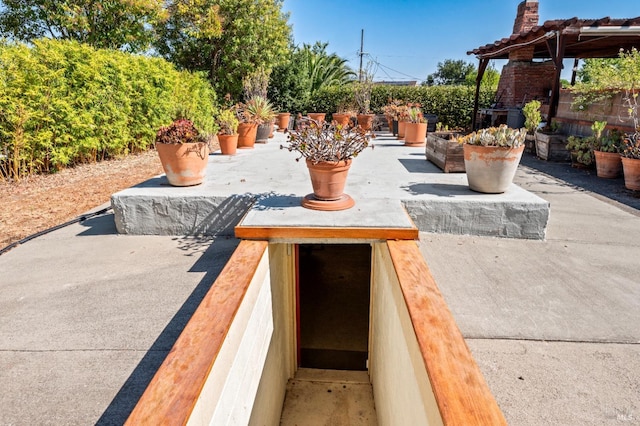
0,142,218,249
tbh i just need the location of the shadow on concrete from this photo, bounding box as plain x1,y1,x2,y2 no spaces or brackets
401,182,471,197
520,152,640,213
78,213,118,236
251,192,301,211
193,194,255,236
398,158,442,174
95,236,240,425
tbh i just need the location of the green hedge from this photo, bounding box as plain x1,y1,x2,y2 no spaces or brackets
305,85,495,130
0,39,217,180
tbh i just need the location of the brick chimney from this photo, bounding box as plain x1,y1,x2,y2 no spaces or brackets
513,0,539,34
495,0,555,109
510,0,539,61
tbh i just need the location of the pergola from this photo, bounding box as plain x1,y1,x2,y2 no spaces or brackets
468,16,640,129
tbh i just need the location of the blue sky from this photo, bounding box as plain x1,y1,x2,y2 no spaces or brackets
282,0,640,83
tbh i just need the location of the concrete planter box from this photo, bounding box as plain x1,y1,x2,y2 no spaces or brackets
534,132,570,161
425,132,465,173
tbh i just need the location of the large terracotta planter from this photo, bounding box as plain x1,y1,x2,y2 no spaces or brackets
217,134,238,155
594,151,622,178
237,122,258,149
276,113,290,132
308,112,326,123
156,142,208,186
404,122,427,146
357,113,375,131
463,144,524,193
397,121,406,140
302,159,355,211
621,157,640,191
256,123,270,143
332,113,351,127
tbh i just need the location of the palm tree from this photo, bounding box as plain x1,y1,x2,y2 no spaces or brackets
300,42,355,98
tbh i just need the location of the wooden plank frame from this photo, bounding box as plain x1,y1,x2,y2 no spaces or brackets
387,240,507,425
125,240,269,425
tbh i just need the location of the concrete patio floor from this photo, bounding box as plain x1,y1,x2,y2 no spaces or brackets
0,132,639,425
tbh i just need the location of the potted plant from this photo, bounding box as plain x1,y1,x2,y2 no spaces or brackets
283,118,372,210
382,99,403,136
535,120,569,161
245,96,276,143
404,105,428,146
522,100,541,154
234,102,259,149
396,104,409,140
155,118,209,186
307,112,326,123
216,109,239,155
458,124,527,193
594,127,624,178
354,70,375,132
276,112,291,132
333,101,357,127
621,132,640,190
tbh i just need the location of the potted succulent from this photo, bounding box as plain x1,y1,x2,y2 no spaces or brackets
283,118,372,211
593,127,624,178
522,100,541,154
396,104,409,140
216,109,239,155
235,102,259,149
245,96,276,143
382,99,403,136
565,135,595,169
403,105,427,146
458,124,527,193
535,120,569,161
155,118,209,186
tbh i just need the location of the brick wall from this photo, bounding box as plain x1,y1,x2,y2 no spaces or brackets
555,90,636,135
496,60,556,108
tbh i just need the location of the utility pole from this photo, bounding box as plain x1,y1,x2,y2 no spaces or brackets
358,29,364,82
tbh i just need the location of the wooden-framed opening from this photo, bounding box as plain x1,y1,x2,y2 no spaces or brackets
295,243,372,371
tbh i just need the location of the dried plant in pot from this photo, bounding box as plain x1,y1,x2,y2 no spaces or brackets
621,132,640,190
155,119,209,186
458,125,527,193
282,118,372,210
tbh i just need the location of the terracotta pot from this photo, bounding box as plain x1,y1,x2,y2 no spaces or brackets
332,113,351,127
594,150,622,178
269,122,275,138
404,122,427,146
308,112,326,123
276,113,290,132
237,122,257,149
397,121,406,139
463,144,524,193
621,156,640,191
217,134,238,155
256,123,270,143
156,142,208,186
357,113,375,131
306,159,352,200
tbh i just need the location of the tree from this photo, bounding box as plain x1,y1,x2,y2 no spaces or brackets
0,0,165,52
268,42,354,112
154,0,291,99
424,59,476,86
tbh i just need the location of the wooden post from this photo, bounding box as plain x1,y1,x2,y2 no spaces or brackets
471,58,489,130
547,32,566,124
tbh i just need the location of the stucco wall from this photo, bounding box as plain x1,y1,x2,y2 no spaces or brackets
370,242,443,426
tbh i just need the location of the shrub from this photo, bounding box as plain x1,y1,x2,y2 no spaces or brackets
306,84,494,130
0,39,217,180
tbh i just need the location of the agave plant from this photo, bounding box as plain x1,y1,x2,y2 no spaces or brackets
244,96,276,125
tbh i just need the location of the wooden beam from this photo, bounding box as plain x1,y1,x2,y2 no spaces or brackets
235,225,419,241
471,58,490,130
125,240,269,425
387,240,507,425
548,32,567,124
